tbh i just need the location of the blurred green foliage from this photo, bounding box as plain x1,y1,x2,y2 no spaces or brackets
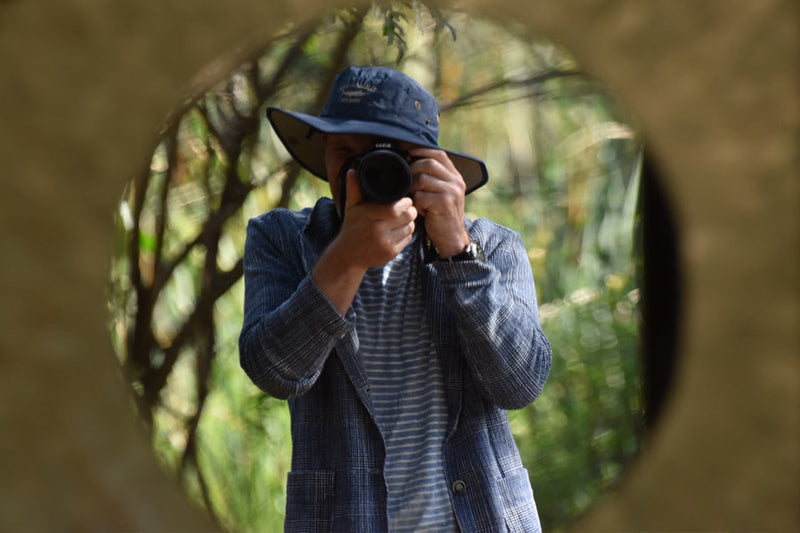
108,4,643,532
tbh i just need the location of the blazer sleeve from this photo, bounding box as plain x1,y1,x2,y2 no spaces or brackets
433,218,552,409
238,212,351,399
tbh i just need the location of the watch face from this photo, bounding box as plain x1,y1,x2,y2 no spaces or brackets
468,241,486,262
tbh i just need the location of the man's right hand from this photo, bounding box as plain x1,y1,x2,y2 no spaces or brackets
337,169,418,269
311,170,417,315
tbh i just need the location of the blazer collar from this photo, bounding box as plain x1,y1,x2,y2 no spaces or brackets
302,197,341,255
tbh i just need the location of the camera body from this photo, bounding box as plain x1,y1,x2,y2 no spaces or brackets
340,141,417,203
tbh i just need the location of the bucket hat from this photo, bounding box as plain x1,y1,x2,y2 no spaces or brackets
266,66,488,194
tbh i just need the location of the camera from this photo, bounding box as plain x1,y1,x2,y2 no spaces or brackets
339,141,417,203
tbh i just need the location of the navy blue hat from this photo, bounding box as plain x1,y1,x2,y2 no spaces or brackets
267,66,488,194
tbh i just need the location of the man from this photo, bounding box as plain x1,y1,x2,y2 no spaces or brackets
239,66,552,532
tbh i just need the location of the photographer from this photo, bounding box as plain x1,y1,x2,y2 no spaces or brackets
239,66,552,532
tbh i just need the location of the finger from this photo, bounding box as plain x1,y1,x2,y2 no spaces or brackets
410,163,466,197
412,172,466,197
409,147,458,173
344,169,362,209
413,187,465,220
412,189,437,214
389,220,416,244
411,157,447,182
391,198,417,223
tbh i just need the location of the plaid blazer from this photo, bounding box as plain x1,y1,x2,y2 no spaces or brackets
239,198,551,532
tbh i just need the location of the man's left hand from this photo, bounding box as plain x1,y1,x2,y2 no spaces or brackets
408,147,470,259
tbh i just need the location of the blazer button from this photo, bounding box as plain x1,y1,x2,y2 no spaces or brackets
452,480,467,494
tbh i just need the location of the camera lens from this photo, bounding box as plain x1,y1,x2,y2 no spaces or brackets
357,149,412,203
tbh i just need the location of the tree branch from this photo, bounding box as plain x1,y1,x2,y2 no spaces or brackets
440,69,585,111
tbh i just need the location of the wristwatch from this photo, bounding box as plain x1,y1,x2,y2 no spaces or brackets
446,240,485,262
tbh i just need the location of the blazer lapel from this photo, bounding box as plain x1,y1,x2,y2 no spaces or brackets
298,198,383,434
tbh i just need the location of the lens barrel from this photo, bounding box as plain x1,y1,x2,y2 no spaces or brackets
356,149,412,203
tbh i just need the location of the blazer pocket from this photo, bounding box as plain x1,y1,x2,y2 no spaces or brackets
284,470,335,533
497,468,541,533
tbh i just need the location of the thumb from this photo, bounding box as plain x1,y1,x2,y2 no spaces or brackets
344,169,362,209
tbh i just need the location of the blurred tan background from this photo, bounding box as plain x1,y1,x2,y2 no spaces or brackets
0,0,796,531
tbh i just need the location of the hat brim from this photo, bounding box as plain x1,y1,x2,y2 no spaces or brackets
267,107,488,195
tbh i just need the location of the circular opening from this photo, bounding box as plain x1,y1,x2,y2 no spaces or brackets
107,4,680,531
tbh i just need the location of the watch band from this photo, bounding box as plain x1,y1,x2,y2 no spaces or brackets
423,236,485,263
447,240,485,262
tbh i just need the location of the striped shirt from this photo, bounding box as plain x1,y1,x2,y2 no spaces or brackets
354,238,458,532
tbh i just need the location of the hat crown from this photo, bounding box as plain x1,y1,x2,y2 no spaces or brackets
321,66,440,145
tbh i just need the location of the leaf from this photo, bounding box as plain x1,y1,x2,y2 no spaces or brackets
381,8,408,63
